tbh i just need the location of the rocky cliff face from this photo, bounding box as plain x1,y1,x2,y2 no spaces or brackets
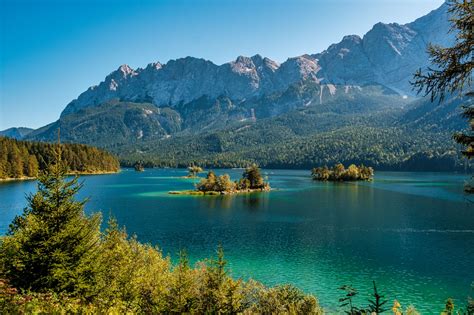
313,2,454,94
61,54,326,116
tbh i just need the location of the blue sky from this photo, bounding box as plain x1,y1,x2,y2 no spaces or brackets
0,0,444,130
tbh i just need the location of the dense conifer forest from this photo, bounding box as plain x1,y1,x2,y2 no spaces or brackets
0,137,120,179
119,124,469,171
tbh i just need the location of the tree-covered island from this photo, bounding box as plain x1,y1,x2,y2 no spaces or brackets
311,163,374,181
134,161,145,172
170,164,270,195
184,165,204,178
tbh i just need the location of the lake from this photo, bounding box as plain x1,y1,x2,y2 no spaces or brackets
1,169,473,312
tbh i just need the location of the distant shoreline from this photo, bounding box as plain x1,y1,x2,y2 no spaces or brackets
0,170,120,182
120,166,473,174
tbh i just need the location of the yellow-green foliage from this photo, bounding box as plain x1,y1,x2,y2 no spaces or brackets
392,300,420,315
0,235,323,314
196,164,269,193
187,165,204,177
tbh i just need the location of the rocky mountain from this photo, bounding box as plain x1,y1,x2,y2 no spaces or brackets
59,3,452,118
313,1,454,94
60,54,326,116
0,127,34,140
16,2,469,170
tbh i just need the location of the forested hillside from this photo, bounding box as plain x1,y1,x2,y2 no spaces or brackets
119,106,468,171
0,137,120,179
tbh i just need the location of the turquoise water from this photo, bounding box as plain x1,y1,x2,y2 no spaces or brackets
1,169,473,312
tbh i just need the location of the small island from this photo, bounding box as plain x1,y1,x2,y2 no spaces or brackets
170,164,270,195
183,165,204,178
311,163,374,181
134,161,145,172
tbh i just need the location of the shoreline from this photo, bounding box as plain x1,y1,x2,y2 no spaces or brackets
0,170,120,182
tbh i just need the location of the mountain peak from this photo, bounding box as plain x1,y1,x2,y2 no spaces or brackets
342,35,362,43
146,62,162,70
235,55,253,64
118,64,136,76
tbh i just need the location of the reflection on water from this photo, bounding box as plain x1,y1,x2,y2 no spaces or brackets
0,169,473,312
195,193,270,211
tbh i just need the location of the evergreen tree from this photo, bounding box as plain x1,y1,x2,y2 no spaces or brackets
27,155,39,177
333,163,346,180
197,171,218,192
0,145,102,294
167,250,196,312
242,164,265,189
200,244,228,313
412,0,473,192
338,284,361,315
443,298,455,315
367,281,388,313
187,165,203,177
8,146,23,178
216,174,235,192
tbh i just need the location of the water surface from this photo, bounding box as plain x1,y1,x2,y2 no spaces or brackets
1,169,473,312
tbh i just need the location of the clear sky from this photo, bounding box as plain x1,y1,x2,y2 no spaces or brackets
0,0,444,130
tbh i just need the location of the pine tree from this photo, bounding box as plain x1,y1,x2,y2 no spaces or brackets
27,155,39,177
412,0,473,192
367,281,388,313
167,250,196,312
0,142,101,294
443,298,455,315
8,147,23,178
242,164,265,189
200,244,228,312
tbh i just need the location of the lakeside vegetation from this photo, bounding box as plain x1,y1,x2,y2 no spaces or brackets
0,155,320,314
0,136,119,180
171,164,270,195
311,163,374,182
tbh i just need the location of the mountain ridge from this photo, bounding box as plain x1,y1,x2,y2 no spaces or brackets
0,127,34,140
57,2,451,117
